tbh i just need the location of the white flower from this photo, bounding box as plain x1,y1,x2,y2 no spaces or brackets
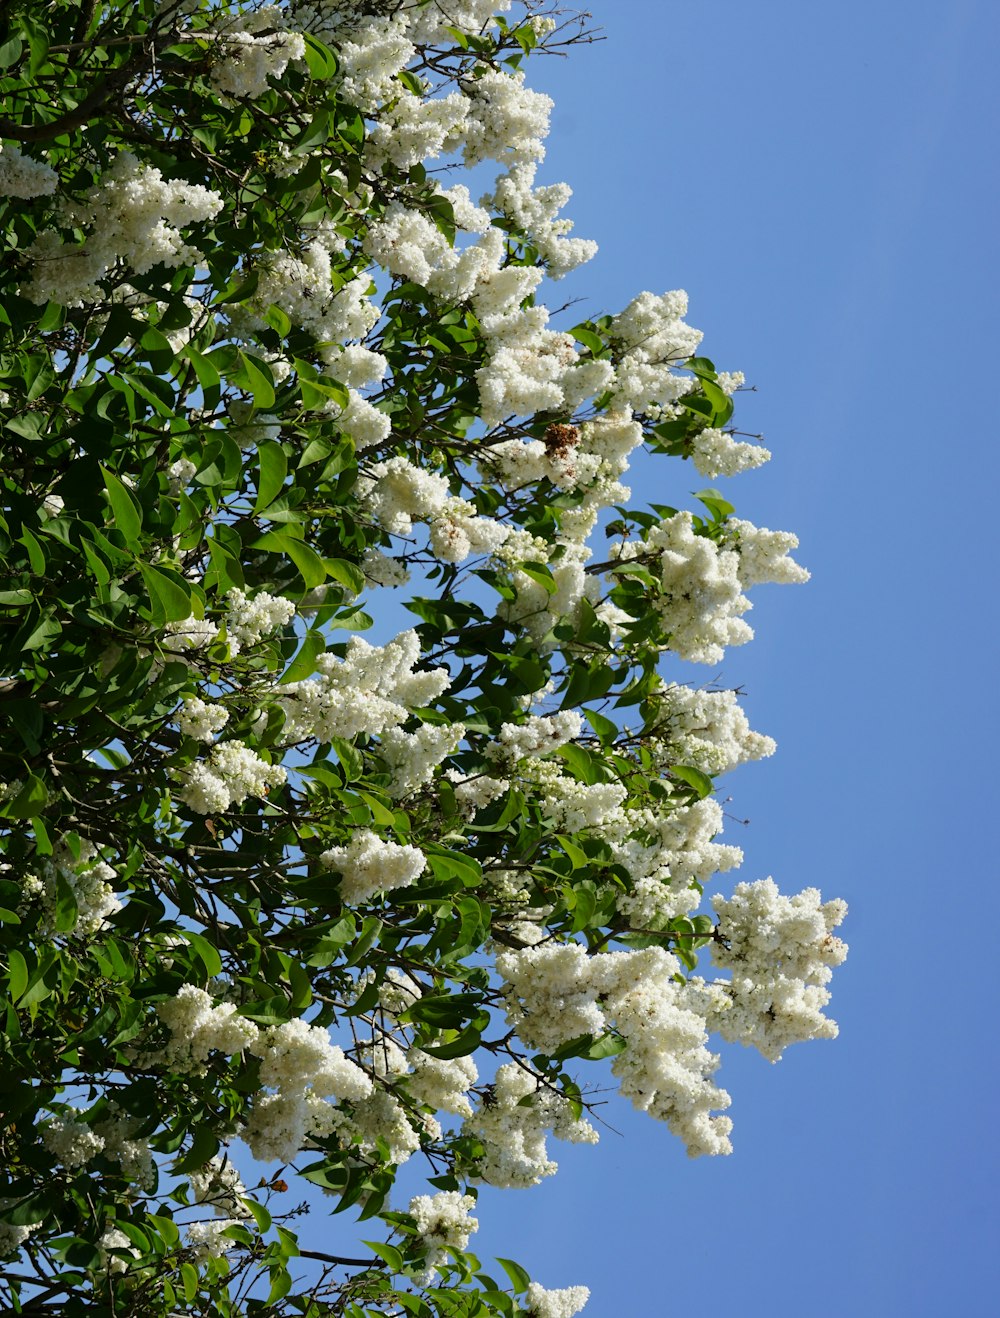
188,1157,249,1218
689,427,771,479
157,984,260,1072
525,1282,591,1318
709,879,848,1061
22,153,223,306
41,1112,105,1168
279,630,450,744
225,588,295,650
487,712,582,762
186,1218,239,1263
320,830,426,904
177,697,229,742
409,1191,478,1275
162,614,220,654
178,742,286,814
724,519,810,586
0,143,58,198
209,6,306,100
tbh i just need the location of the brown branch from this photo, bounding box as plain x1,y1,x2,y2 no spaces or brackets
298,1248,386,1268
0,38,164,143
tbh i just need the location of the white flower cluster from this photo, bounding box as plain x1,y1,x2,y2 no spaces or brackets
405,1050,479,1119
98,1226,140,1275
162,613,220,655
168,456,197,491
23,153,223,305
209,5,306,100
361,546,411,588
157,984,260,1073
460,67,552,167
652,683,776,776
225,587,296,650
608,290,703,418
614,512,753,664
724,519,810,586
23,837,122,936
445,770,510,819
357,456,509,563
41,1111,105,1168
227,398,282,449
320,829,426,904
279,629,450,743
613,798,743,928
429,496,510,564
177,696,229,742
536,762,629,836
186,1217,239,1264
255,241,379,363
94,1105,155,1187
409,1190,478,1273
243,1017,373,1162
379,723,464,798
497,943,733,1158
359,456,449,534
188,1156,249,1218
464,1061,599,1189
178,741,286,814
708,879,849,1061
690,427,771,480
525,1283,591,1318
487,711,582,762
488,162,597,278
0,142,58,198
0,1208,37,1261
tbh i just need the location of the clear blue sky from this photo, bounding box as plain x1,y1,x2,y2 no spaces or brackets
285,3,1000,1314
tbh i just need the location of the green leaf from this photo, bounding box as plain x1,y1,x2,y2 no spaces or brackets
180,1261,199,1302
571,327,605,356
254,441,288,512
555,835,588,870
53,870,78,933
497,1258,531,1294
302,32,338,78
184,930,223,978
694,488,735,521
266,1267,293,1305
555,743,602,785
240,1198,272,1233
139,564,192,624
284,539,327,590
7,949,28,1001
325,558,366,594
582,1033,628,1060
3,774,48,818
669,764,714,799
19,529,45,575
364,1241,403,1270
296,108,332,151
518,563,558,595
237,351,276,410
100,467,143,542
281,628,326,683
583,707,618,744
182,346,222,410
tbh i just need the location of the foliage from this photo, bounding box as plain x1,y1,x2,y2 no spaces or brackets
0,1,846,1313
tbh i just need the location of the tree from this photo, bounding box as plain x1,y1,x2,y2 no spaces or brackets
0,2,849,1314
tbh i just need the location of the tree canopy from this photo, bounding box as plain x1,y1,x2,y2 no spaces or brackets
0,2,848,1314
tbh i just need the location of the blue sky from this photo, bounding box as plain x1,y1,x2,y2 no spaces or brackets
271,3,999,1314
443,2,997,1314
